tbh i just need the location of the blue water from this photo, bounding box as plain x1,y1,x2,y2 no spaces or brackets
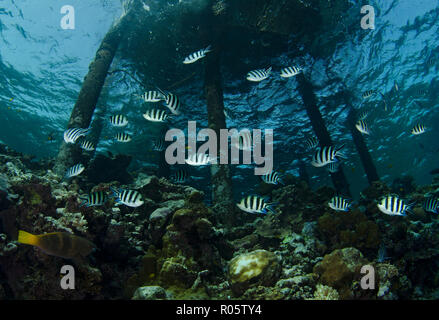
0,0,438,199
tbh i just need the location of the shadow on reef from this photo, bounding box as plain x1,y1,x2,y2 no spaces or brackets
0,144,439,299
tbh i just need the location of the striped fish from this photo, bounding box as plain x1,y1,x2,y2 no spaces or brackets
114,132,132,142
63,128,89,144
143,109,170,122
280,66,302,78
183,45,212,64
80,140,95,151
327,162,339,173
411,123,426,135
246,67,272,82
356,119,370,135
141,91,165,102
157,89,181,115
170,169,188,183
377,195,412,216
362,90,374,99
261,171,284,185
311,145,345,167
423,197,439,213
110,187,144,207
236,195,276,214
328,196,351,212
80,191,107,207
305,137,319,149
186,152,212,166
65,163,85,178
109,115,128,127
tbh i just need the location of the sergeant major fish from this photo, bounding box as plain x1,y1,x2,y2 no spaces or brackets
328,196,351,212
109,115,128,127
141,91,165,102
236,195,276,214
65,163,85,178
64,128,89,144
246,67,272,82
183,45,212,64
80,191,107,207
280,66,302,78
143,109,171,122
261,171,284,185
356,119,370,135
411,123,426,135
423,197,439,213
80,140,95,151
377,195,412,216
110,187,144,207
311,145,345,167
114,132,132,142
157,89,181,115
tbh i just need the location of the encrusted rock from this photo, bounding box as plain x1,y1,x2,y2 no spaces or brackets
313,247,368,299
132,286,167,300
227,249,281,296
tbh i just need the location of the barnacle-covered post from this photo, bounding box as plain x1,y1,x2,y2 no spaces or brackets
204,46,236,228
53,2,140,176
296,73,351,196
347,107,379,184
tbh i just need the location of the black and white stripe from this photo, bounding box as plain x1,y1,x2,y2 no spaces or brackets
81,191,107,207
162,92,181,115
143,109,170,122
356,119,370,135
311,145,344,167
114,132,132,142
236,195,275,214
80,140,95,151
65,163,85,178
280,66,302,78
141,91,165,102
261,171,283,185
377,195,411,216
423,197,439,213
111,188,144,207
109,115,128,127
411,123,425,135
183,45,212,64
246,67,272,82
185,152,212,166
328,196,351,212
63,128,89,144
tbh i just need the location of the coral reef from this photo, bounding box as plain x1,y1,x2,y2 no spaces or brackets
0,144,438,300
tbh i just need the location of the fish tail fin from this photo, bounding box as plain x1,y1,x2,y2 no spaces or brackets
266,66,272,73
18,230,39,246
205,44,212,52
156,87,167,99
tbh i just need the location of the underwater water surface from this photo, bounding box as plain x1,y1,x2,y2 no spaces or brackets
0,0,438,302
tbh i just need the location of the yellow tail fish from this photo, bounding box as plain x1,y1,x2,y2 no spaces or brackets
18,230,95,260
